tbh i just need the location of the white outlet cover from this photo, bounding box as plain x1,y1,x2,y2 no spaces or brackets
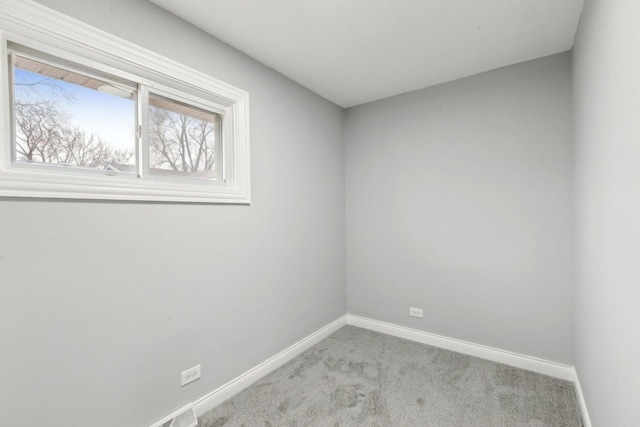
409,307,423,318
180,364,201,387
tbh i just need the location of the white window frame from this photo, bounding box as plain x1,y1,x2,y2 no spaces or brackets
0,0,250,204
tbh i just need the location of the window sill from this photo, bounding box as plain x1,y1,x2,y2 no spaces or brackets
0,169,251,203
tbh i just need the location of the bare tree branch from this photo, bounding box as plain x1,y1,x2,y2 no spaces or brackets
148,106,217,175
14,96,133,168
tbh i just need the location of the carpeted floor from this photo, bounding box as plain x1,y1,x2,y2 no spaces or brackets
199,326,583,426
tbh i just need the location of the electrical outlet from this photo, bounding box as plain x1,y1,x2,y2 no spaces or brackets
180,364,201,387
409,307,423,318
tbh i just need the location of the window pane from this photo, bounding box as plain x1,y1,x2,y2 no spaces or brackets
148,93,221,180
12,55,136,172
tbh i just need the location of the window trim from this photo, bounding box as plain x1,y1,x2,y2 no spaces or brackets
0,0,250,204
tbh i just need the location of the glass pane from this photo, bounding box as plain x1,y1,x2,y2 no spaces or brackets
12,55,136,171
148,93,221,180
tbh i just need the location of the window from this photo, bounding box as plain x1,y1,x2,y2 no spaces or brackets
0,1,250,203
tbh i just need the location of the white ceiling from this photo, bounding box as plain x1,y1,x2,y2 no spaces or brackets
150,0,584,108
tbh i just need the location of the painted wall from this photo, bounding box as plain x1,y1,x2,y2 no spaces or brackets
1,1,345,426
345,53,574,364
573,0,640,424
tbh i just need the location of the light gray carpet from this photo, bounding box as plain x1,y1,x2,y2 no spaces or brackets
199,326,583,426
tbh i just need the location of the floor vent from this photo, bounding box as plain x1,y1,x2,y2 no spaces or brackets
150,403,198,427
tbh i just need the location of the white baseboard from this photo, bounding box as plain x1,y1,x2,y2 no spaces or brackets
349,315,591,426
573,372,592,427
187,313,589,426
346,314,576,381
192,315,348,417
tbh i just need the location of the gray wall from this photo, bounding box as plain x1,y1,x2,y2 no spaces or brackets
1,1,345,426
573,0,640,424
345,53,575,364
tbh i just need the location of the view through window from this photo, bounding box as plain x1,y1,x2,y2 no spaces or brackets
148,93,222,180
13,55,136,171
11,53,223,180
